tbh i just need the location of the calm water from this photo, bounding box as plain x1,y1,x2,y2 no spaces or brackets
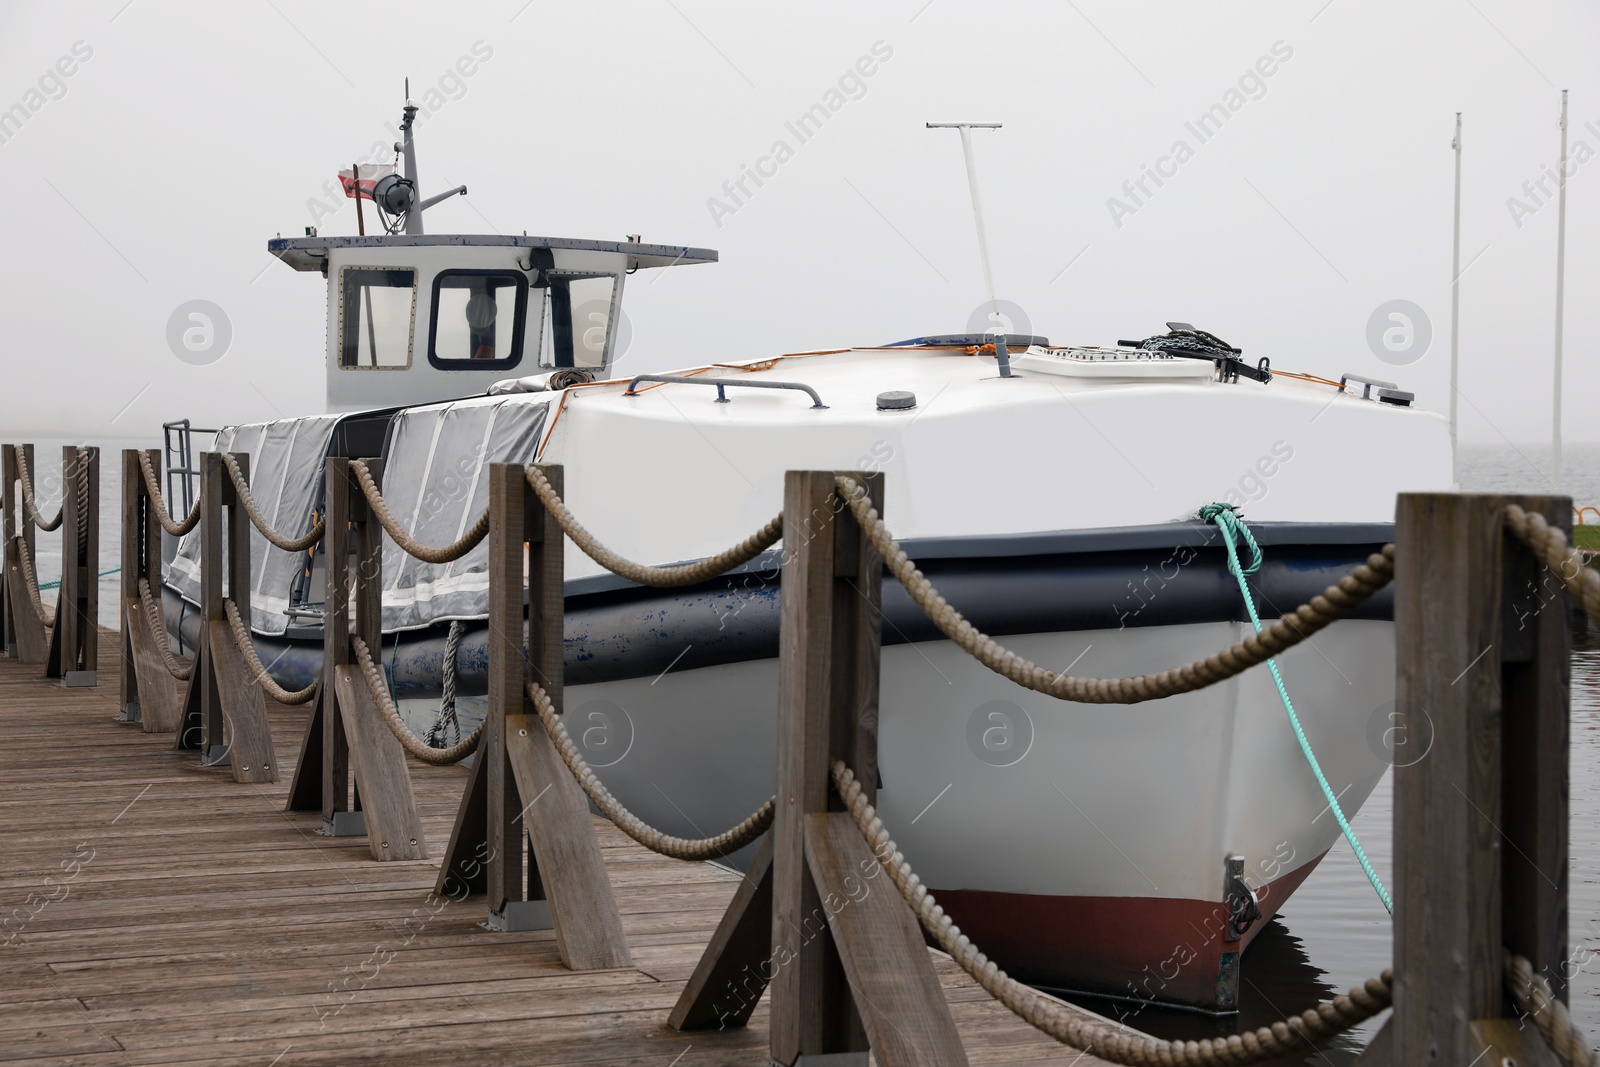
1105,444,1600,1062
18,438,1600,1060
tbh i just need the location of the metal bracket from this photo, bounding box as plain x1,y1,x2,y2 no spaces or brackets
486,899,552,932
1224,855,1262,942
62,670,97,688
199,743,232,768
321,810,367,837
116,700,142,724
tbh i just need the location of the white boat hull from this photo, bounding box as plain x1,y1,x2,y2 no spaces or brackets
566,617,1394,1008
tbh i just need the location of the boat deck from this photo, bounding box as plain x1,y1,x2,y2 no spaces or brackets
1,633,1110,1066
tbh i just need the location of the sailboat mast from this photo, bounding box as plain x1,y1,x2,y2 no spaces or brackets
1552,89,1568,490
1449,113,1462,487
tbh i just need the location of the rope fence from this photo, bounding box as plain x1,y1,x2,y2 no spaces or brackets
137,451,200,537
351,635,482,765
351,459,488,564
526,677,774,861
835,474,1395,705
830,760,1391,1066
13,447,65,532
525,465,783,588
13,536,55,627
137,578,193,681
221,455,325,553
222,599,318,705
103,451,1599,1063
1506,504,1600,627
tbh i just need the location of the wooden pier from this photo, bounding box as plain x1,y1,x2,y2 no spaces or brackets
0,632,1094,1066
5,441,1597,1067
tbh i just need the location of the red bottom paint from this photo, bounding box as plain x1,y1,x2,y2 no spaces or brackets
932,852,1328,1010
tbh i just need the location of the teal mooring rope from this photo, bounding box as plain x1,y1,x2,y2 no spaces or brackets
38,566,120,591
1198,503,1394,916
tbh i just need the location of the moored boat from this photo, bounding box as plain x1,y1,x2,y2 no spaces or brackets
159,96,1446,1010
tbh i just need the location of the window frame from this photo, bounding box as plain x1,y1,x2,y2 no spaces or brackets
542,269,624,371
337,265,419,371
426,268,530,372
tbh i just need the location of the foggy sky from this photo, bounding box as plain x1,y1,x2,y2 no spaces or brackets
0,0,1594,444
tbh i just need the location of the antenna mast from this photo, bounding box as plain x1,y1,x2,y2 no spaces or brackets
1449,113,1461,487
1552,89,1568,491
928,122,1011,377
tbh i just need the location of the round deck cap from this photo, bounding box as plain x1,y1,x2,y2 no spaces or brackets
876,390,916,410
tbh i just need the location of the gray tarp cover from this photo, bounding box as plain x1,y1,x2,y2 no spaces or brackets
378,395,551,632
167,415,342,634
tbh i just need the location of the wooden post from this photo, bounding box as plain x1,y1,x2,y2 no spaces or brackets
202,453,277,783
121,449,184,733
287,457,426,860
1,444,17,656
436,463,631,969
287,458,353,823
673,470,965,1067
46,446,99,686
1361,493,1571,1066
175,453,226,762
4,445,48,665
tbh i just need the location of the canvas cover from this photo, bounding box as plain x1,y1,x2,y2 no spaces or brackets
378,394,551,632
167,414,342,633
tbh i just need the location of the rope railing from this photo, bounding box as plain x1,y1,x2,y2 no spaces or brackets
835,474,1395,705
525,465,783,588
137,451,200,537
221,454,325,553
350,635,482,765
1505,951,1600,1067
1505,504,1600,627
13,447,64,532
350,460,489,565
222,599,318,705
526,677,774,861
13,536,56,628
830,761,1391,1066
138,578,193,680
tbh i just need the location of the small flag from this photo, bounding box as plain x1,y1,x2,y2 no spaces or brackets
338,162,395,201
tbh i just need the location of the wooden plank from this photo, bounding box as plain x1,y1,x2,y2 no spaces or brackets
806,812,968,1067
6,556,50,664
81,446,100,676
485,462,525,916
207,619,277,784
124,597,184,733
435,745,488,897
50,445,99,680
505,712,632,970
1391,493,1569,1063
331,664,427,861
1,444,15,655
1393,492,1501,1065
1500,498,1571,999
119,450,141,717
1466,1018,1562,1067
771,469,864,1064
670,831,774,1029
316,457,353,823
285,684,326,812
6,441,39,659
46,446,75,679
195,453,226,758
44,586,63,676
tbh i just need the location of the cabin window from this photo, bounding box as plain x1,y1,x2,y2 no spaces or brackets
428,270,528,371
541,273,620,370
339,267,417,369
